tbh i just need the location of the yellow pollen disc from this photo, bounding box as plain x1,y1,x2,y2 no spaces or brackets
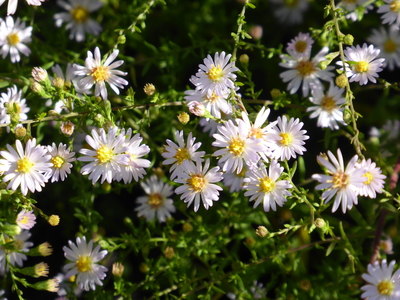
362,172,373,185
7,33,19,46
13,240,23,251
16,157,34,173
206,92,219,103
384,39,397,53
377,280,394,295
355,61,369,73
295,41,307,53
20,216,29,225
76,255,92,273
258,176,276,193
148,193,163,208
249,127,263,139
206,65,224,82
90,66,110,83
390,1,400,12
228,138,245,157
69,275,76,282
279,132,293,146
96,145,113,163
187,174,207,193
51,156,65,169
236,167,247,177
296,61,316,77
174,148,190,165
321,96,337,112
331,171,349,189
71,6,89,23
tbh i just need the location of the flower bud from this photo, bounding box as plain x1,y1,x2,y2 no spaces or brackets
335,74,348,88
239,54,249,65
270,88,282,99
48,110,60,117
139,263,149,273
187,101,206,117
343,34,354,46
317,60,330,70
118,35,126,44
35,262,49,277
30,82,42,93
32,67,48,83
31,278,59,292
48,215,60,226
245,237,256,247
182,222,193,232
27,242,53,257
0,224,21,236
314,218,326,228
112,262,125,277
249,25,263,40
255,226,268,237
15,126,27,139
53,77,64,89
144,83,156,96
60,121,75,137
164,246,175,259
177,112,190,125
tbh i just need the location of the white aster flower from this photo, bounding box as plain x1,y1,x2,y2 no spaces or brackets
46,143,76,183
368,26,400,71
337,43,385,85
378,0,400,28
0,139,52,196
0,16,32,63
184,89,232,119
222,165,247,193
16,209,36,230
270,115,309,161
54,0,103,42
312,149,366,213
113,128,150,184
307,84,347,130
174,159,223,212
78,127,130,184
0,0,45,15
63,236,108,291
0,85,29,130
135,175,176,222
212,119,266,174
286,32,314,60
361,259,400,300
243,160,292,212
355,159,386,198
0,231,33,274
190,51,239,97
279,47,334,97
74,47,128,100
270,0,309,25
162,130,205,180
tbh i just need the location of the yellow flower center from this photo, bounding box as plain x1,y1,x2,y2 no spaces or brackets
321,96,337,112
362,171,373,185
377,280,394,295
355,61,369,73
296,60,316,77
90,66,110,82
96,145,113,163
76,255,92,273
19,216,29,225
259,176,276,193
390,1,400,12
148,193,163,208
7,33,19,46
206,65,224,82
13,239,23,251
384,39,397,53
331,170,349,189
206,92,219,103
174,148,190,165
249,127,264,139
295,41,307,53
228,138,245,157
16,157,34,173
71,6,89,23
187,173,207,193
51,156,64,169
279,132,293,146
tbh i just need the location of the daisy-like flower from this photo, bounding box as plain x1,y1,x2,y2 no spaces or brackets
307,84,347,130
337,43,385,85
279,46,334,97
378,0,400,27
0,0,45,15
269,0,309,25
0,231,33,274
286,32,314,60
16,209,36,230
0,16,32,63
135,175,176,222
54,0,103,42
355,159,386,198
270,115,309,161
78,127,130,184
0,139,52,196
361,259,400,300
162,130,205,180
113,128,150,184
190,52,239,97
45,143,76,183
212,119,266,174
184,89,232,119
174,159,223,212
368,26,400,71
312,149,366,213
243,160,292,212
63,236,108,291
74,47,128,100
0,85,30,130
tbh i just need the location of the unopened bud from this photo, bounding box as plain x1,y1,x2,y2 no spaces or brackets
335,74,348,88
139,263,149,273
270,88,282,99
32,67,48,83
1,224,21,236
53,77,64,89
101,182,111,192
255,226,268,237
317,60,329,70
34,262,49,278
177,112,190,125
48,215,60,226
343,34,354,45
48,110,59,117
245,237,256,247
299,279,311,291
112,262,125,277
15,126,26,139
314,218,326,228
144,83,156,96
60,121,75,137
249,25,263,40
27,242,53,257
239,54,249,65
343,108,352,123
164,246,175,259
187,101,206,117
30,82,42,93
31,278,59,292
118,35,126,44
183,222,193,232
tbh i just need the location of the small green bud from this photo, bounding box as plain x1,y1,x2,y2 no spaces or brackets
343,34,354,45
139,263,149,273
239,54,249,65
335,74,348,88
164,246,175,259
245,237,256,247
31,279,59,292
183,222,193,232
317,60,329,70
270,88,282,99
53,77,64,89
15,126,26,139
118,35,126,44
47,110,60,117
343,108,352,123
1,224,21,236
314,218,326,228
